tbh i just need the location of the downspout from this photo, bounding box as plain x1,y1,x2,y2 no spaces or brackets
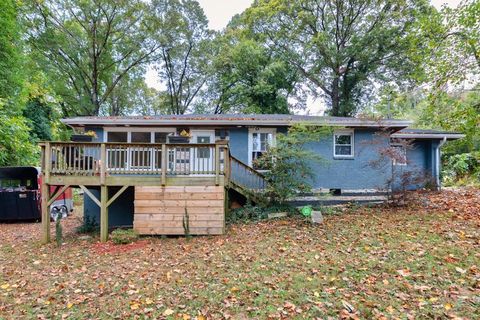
436,137,447,190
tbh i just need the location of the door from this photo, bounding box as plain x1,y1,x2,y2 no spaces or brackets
190,130,215,174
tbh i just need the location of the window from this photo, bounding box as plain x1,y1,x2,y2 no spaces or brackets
334,130,354,158
249,129,275,169
391,145,407,166
197,136,211,159
107,131,127,143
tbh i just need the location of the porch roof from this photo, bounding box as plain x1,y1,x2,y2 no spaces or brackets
391,128,465,140
62,114,412,129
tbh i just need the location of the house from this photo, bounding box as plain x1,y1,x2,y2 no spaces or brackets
39,114,463,243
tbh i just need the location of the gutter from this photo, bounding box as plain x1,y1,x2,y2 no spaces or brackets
436,137,448,190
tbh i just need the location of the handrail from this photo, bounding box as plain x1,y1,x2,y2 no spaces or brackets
41,142,228,183
229,153,266,190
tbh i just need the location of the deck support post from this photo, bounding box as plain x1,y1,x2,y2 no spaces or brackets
100,185,108,242
41,181,50,244
215,144,220,186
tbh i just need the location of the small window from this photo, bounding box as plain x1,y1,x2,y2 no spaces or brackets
334,131,354,158
131,132,151,143
392,145,407,166
107,131,127,143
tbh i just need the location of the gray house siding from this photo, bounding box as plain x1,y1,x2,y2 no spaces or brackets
228,127,249,164
84,186,134,228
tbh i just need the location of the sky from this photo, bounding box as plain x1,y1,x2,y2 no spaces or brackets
145,0,464,114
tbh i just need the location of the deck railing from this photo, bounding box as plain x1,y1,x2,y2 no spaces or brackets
40,141,228,184
229,155,266,191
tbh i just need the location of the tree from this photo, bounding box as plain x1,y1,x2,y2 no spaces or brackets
0,0,37,166
26,0,160,116
419,0,480,89
244,0,432,116
0,0,22,103
201,34,300,114
149,0,213,115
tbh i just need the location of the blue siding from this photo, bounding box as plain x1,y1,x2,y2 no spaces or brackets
306,129,392,190
85,126,104,142
228,127,249,164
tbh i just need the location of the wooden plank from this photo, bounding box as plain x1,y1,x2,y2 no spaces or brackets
79,185,101,207
135,192,224,200
100,185,108,242
134,214,223,221
134,199,225,207
41,182,50,244
135,186,223,193
134,206,224,214
47,184,70,206
107,185,129,207
134,227,224,235
134,220,223,228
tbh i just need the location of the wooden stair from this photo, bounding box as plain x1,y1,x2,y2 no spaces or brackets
227,154,267,204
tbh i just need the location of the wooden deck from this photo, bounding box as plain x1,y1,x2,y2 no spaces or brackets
39,141,230,243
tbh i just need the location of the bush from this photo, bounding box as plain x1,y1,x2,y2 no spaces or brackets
76,215,99,234
111,229,139,245
442,152,480,186
227,202,298,224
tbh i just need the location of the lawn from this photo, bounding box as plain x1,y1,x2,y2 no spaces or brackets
1,189,479,319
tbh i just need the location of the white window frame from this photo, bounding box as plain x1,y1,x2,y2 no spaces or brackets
103,127,176,143
248,128,276,168
391,144,407,166
103,127,176,171
333,129,354,158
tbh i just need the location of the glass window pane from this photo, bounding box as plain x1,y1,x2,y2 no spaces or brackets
107,131,127,143
335,134,351,145
197,136,211,158
131,132,151,143
335,146,352,156
252,133,259,151
154,132,169,143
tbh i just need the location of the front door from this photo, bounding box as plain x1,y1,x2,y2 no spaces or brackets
190,130,215,174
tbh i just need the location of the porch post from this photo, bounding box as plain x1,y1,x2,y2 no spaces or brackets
41,143,51,244
41,181,50,244
100,185,108,242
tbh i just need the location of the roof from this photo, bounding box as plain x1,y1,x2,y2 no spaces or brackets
391,128,465,140
62,114,412,129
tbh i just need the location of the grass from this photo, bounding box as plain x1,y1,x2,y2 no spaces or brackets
0,190,479,319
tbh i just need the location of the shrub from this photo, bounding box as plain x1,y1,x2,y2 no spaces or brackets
76,215,99,234
111,229,139,245
227,202,298,224
442,152,480,186
55,217,63,246
254,124,330,204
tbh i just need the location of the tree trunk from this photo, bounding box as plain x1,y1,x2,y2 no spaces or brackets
330,77,341,116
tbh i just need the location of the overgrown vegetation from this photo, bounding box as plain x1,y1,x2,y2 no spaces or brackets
110,229,139,245
55,217,63,247
76,216,99,234
255,124,331,204
443,152,480,186
227,202,297,224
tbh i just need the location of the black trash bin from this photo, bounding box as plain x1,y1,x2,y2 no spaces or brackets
0,167,41,222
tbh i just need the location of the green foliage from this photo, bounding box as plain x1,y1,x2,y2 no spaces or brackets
55,217,63,247
25,0,157,116
442,152,480,186
111,229,139,245
76,216,99,234
227,202,297,224
149,0,213,114
243,0,432,116
255,124,331,204
202,34,300,114
182,208,190,238
23,98,54,141
0,0,22,101
0,105,37,166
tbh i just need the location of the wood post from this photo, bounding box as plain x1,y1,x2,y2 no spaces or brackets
215,144,220,186
100,143,106,185
161,144,167,186
41,180,50,244
100,185,108,242
44,142,51,184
